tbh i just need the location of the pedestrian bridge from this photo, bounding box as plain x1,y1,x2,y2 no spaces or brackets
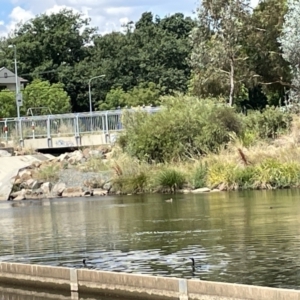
0,107,160,149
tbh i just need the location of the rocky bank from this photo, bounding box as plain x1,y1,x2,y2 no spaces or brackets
8,147,114,201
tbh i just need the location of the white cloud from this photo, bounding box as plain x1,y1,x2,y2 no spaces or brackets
0,0,260,37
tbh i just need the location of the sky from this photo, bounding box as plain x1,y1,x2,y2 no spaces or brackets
0,0,259,37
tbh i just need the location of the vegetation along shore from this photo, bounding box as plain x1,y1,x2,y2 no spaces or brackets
7,96,300,200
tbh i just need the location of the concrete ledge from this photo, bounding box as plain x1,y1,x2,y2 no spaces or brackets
0,262,70,291
1,262,300,300
78,269,179,299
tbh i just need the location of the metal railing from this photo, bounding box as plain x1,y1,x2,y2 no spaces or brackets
0,107,161,142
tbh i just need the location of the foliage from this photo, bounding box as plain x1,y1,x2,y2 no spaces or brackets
253,158,300,189
0,4,296,114
34,164,60,182
22,79,71,114
98,82,161,110
190,162,208,189
156,168,186,193
1,9,96,112
0,90,16,118
278,0,300,102
88,12,195,109
110,154,152,194
120,95,244,162
190,0,252,106
245,106,292,139
246,0,289,105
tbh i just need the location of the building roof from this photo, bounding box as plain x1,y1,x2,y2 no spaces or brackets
0,67,28,83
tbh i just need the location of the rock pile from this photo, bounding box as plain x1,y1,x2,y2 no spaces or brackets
9,148,113,201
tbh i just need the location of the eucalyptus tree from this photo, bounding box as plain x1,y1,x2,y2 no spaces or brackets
278,0,300,102
247,0,289,106
190,0,252,106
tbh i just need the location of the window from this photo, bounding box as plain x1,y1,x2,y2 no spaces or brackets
3,73,7,78
0,86,6,91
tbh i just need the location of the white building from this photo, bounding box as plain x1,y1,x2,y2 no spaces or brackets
0,67,27,91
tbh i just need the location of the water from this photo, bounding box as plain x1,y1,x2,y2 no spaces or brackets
0,189,300,290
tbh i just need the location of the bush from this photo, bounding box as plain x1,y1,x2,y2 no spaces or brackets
110,154,152,194
190,162,208,189
245,106,292,139
156,168,186,193
120,96,244,162
34,164,60,182
253,158,300,189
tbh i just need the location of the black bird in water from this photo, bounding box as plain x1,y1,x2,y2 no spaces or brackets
82,259,95,269
190,257,201,276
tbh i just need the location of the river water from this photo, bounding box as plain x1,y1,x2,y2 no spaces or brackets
0,189,300,293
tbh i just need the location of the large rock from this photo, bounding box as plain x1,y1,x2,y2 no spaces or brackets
68,150,84,164
58,153,70,162
19,169,32,181
62,186,83,198
92,188,107,196
191,187,211,193
52,182,66,197
13,189,26,201
82,148,91,159
41,182,52,195
0,150,11,157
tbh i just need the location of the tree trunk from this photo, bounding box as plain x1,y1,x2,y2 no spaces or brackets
229,58,234,106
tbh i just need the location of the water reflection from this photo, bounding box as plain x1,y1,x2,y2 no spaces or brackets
0,189,300,289
0,284,132,300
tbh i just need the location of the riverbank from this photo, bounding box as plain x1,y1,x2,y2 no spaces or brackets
6,131,300,201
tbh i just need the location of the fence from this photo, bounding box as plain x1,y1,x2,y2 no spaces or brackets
0,107,161,143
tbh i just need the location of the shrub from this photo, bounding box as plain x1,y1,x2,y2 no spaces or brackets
156,168,186,193
207,161,256,190
34,164,60,182
190,162,208,189
245,106,292,139
252,158,300,189
120,96,244,162
110,153,152,194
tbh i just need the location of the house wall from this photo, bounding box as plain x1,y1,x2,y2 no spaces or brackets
0,82,25,92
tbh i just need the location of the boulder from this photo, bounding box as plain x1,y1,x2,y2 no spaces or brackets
68,151,84,164
92,188,107,196
19,169,32,181
58,153,70,162
41,182,52,195
62,186,83,198
31,180,43,190
191,187,211,193
82,148,91,159
30,161,42,169
13,189,26,201
24,178,35,188
52,182,66,197
0,150,11,157
178,189,191,194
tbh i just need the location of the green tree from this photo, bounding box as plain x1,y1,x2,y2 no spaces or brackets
247,0,289,106
4,9,96,111
99,83,161,110
22,79,71,114
0,90,16,118
190,0,252,106
91,12,195,107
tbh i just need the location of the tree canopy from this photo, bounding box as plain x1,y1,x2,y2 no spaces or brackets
0,3,296,116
